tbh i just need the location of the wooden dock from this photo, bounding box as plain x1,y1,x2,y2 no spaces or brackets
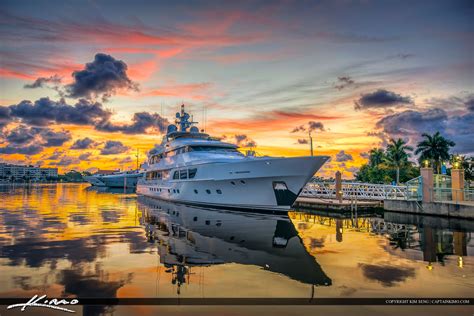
294,196,383,211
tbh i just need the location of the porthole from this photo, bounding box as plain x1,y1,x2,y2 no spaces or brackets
206,189,211,194
216,189,222,194
230,181,236,185
193,216,198,221
177,189,180,193
194,189,198,194
240,180,246,184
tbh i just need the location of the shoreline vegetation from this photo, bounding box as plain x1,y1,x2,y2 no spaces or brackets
356,132,473,185
0,170,90,184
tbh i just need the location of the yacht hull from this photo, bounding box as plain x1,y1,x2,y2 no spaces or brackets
137,156,328,212
100,173,143,188
83,175,106,187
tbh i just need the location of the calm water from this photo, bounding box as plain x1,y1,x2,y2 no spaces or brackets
0,183,473,316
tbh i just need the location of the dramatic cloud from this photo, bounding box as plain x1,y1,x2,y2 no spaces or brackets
3,97,169,136
308,121,325,132
0,125,70,154
66,53,138,101
40,129,71,147
78,152,92,161
46,150,64,160
0,106,12,128
7,98,112,126
375,104,474,154
291,125,306,133
4,125,38,145
70,137,98,149
359,152,370,159
354,89,413,110
96,112,168,134
297,138,308,144
336,150,353,162
376,108,448,137
24,75,61,89
290,121,325,134
334,76,355,90
466,97,474,112
57,155,80,166
100,141,129,155
0,145,43,155
234,134,257,147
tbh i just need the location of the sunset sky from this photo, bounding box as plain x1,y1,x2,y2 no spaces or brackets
0,0,473,177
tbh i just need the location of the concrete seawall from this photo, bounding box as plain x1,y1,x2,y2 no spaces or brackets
384,200,474,219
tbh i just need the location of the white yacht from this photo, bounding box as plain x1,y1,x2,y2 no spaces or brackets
136,105,329,212
84,170,143,188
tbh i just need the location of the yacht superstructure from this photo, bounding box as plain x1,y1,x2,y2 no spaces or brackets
136,105,329,212
84,170,143,188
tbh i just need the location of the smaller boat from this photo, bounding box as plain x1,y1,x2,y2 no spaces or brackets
84,170,143,188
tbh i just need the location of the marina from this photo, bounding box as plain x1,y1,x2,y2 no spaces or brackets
0,1,473,315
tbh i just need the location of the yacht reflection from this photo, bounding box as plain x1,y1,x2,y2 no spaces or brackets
85,185,136,194
138,196,332,293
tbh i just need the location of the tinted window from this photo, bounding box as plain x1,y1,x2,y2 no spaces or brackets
173,171,179,179
180,169,188,179
189,146,239,153
188,168,197,179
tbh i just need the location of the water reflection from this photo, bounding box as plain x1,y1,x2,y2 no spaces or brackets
290,210,473,291
0,184,472,316
138,196,332,295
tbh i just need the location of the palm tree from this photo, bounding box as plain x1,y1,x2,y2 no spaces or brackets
385,138,413,185
369,148,385,167
415,132,455,174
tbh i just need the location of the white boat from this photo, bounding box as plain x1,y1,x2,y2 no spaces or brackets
136,105,329,212
84,170,143,188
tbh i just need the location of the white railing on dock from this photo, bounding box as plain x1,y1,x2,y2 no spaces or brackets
300,181,418,201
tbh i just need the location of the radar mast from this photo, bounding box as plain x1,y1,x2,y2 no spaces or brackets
175,104,198,132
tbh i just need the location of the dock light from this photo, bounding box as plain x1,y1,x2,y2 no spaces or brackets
458,256,463,268
426,262,433,271
454,161,460,169
423,160,429,168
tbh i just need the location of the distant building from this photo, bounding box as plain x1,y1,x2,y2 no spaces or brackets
0,163,58,180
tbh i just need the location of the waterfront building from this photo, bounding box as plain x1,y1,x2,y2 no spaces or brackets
0,163,58,180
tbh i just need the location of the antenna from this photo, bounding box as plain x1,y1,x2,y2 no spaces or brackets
309,131,313,156
135,149,139,170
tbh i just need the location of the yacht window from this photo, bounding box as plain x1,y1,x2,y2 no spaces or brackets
206,189,211,194
189,146,240,153
194,189,198,194
180,169,188,179
173,171,179,179
188,168,197,179
216,189,222,194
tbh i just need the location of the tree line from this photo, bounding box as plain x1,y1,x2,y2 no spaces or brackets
356,131,472,185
